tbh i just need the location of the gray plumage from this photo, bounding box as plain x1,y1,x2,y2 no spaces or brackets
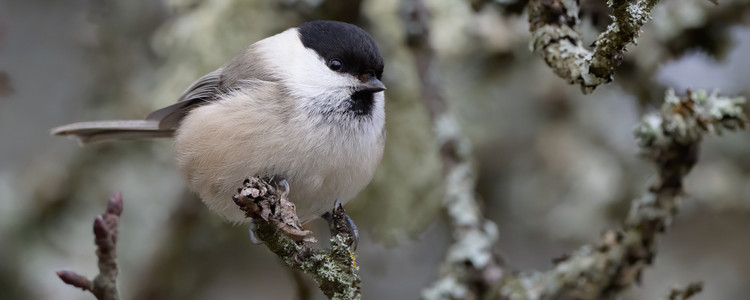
147,68,224,129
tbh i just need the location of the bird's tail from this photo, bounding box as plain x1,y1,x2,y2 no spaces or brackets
51,120,174,144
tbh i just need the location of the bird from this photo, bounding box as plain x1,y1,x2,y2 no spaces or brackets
52,20,386,240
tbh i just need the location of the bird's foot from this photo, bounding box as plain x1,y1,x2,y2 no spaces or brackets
322,199,359,251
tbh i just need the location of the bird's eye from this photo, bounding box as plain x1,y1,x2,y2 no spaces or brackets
328,59,343,71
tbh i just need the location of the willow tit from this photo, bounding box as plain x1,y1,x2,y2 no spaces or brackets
52,20,386,225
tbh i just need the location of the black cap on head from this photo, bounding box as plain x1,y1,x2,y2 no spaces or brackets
298,20,384,79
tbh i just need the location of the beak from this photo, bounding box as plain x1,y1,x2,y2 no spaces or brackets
356,76,386,93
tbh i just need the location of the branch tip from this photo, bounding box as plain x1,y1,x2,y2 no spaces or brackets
58,193,121,300
93,217,110,241
106,191,123,216
57,270,93,291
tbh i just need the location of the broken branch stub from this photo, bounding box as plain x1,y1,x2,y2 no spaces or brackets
233,176,315,243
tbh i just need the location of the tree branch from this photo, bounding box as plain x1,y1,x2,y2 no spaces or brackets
488,89,746,299
232,177,361,300
402,1,504,299
658,282,703,300
529,0,659,93
57,192,123,300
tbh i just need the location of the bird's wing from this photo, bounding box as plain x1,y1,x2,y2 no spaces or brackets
52,69,226,143
146,68,224,129
52,45,278,143
146,45,279,130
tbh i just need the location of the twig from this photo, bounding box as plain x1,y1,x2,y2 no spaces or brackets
233,177,360,300
401,1,504,299
528,0,659,93
658,282,703,300
489,89,746,299
57,192,123,300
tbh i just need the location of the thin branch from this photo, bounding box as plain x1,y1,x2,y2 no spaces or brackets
57,192,123,300
489,89,746,299
528,0,659,93
658,282,703,300
402,1,504,299
233,177,361,300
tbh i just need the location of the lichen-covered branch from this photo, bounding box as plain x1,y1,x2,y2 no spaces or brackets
402,1,504,299
233,177,360,300
57,192,123,300
488,89,746,299
529,0,659,93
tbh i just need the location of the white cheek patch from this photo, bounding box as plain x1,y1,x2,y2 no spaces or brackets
255,29,356,102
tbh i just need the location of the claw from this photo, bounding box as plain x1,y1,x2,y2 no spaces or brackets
248,219,262,244
345,215,359,252
322,199,359,251
278,178,290,198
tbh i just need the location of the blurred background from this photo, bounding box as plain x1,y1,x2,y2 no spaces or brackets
1,0,749,299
